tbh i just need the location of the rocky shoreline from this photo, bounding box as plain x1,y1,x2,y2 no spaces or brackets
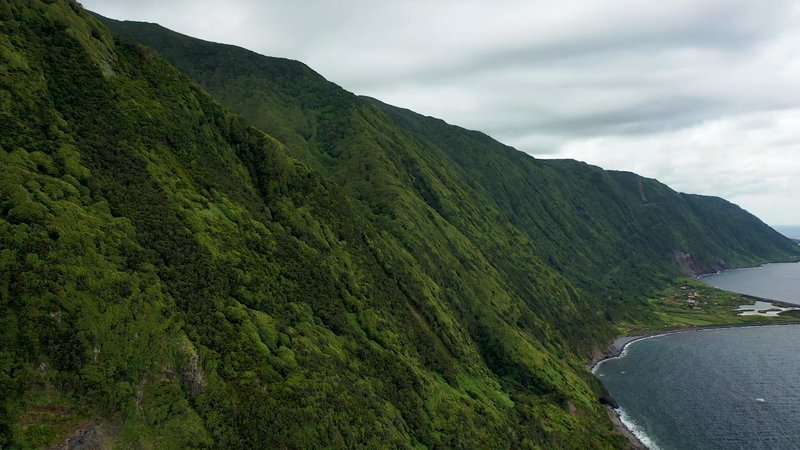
590,334,657,449
588,327,690,373
605,405,647,450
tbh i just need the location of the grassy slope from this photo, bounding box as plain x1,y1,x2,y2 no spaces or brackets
1,1,626,448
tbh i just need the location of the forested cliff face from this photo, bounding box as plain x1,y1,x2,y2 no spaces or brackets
101,16,798,321
0,1,796,448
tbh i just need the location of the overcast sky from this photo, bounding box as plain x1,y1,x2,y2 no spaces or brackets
83,0,800,226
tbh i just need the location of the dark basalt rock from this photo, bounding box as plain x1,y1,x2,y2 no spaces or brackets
599,394,619,409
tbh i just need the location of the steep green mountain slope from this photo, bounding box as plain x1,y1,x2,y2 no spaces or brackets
101,17,798,325
1,1,623,448
2,2,797,448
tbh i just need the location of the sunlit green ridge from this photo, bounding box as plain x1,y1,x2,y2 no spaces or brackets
0,1,797,448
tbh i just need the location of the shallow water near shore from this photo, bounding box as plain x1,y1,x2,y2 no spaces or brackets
596,325,800,449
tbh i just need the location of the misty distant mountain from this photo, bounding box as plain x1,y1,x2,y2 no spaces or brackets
774,225,800,241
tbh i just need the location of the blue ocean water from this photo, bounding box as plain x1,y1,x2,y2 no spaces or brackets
701,262,800,304
596,326,800,449
597,262,800,449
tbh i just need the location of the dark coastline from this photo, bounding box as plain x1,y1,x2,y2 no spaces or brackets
604,405,647,450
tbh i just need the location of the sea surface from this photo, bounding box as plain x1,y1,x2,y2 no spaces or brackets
700,262,800,304
596,262,800,449
595,326,800,449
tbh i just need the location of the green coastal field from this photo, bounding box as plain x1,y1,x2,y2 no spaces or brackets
619,278,800,337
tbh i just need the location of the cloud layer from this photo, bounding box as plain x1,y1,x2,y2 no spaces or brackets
83,0,800,225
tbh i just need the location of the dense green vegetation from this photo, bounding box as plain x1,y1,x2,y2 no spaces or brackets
0,1,797,448
102,16,798,330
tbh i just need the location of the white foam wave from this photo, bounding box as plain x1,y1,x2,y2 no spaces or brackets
617,408,660,450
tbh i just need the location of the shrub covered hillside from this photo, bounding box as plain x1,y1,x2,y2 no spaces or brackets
0,1,796,449
102,16,798,327
2,1,619,448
